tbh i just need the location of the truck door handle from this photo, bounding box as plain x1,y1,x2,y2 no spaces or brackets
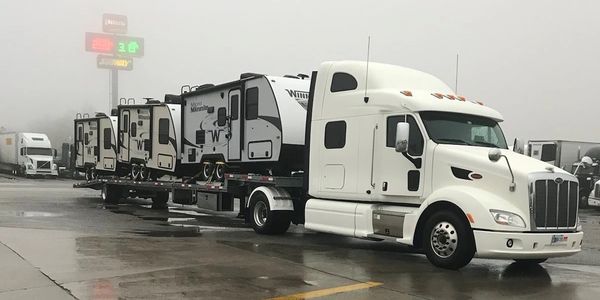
382,181,388,191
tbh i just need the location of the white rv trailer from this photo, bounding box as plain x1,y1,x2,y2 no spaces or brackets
180,74,309,180
117,96,181,180
76,61,583,270
527,140,600,172
74,113,118,180
0,132,58,176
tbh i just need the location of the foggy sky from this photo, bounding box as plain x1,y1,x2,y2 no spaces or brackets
1,0,599,145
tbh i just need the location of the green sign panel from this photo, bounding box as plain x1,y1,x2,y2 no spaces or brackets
115,36,144,57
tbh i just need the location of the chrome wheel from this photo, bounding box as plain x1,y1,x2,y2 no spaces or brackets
131,165,140,181
215,163,225,181
202,163,212,180
430,221,459,258
253,200,268,227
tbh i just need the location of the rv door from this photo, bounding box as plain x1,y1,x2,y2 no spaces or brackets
120,110,131,161
76,123,84,167
228,89,242,161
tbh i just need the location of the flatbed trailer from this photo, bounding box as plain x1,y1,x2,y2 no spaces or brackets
73,173,305,220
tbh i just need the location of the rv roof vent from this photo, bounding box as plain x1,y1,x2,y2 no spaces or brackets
119,97,127,105
110,108,118,116
240,72,262,79
297,73,309,80
197,84,215,90
95,112,107,117
284,75,300,79
181,85,192,94
75,113,82,119
144,97,161,104
165,94,182,104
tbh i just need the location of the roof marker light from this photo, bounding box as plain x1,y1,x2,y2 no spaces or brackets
431,93,444,99
457,96,466,101
477,101,484,106
445,94,456,100
401,91,413,97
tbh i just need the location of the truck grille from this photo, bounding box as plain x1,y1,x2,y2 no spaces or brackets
531,178,578,230
37,161,50,169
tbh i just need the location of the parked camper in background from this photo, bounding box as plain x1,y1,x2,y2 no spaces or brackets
0,132,57,176
117,96,181,180
527,140,600,172
180,73,309,181
74,112,118,180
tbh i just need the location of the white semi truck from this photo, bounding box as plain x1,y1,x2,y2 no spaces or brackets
0,132,58,176
75,61,583,269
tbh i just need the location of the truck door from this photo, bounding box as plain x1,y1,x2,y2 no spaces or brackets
76,123,84,167
120,110,130,161
373,114,425,202
228,89,241,161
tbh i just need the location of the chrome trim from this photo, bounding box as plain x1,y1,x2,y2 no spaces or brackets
528,172,579,232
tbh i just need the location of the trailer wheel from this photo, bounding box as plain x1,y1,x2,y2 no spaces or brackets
423,210,475,270
140,166,151,181
201,162,213,181
249,192,291,235
579,188,589,209
131,165,141,181
215,162,225,181
101,184,121,204
91,168,98,180
151,192,169,209
85,168,92,181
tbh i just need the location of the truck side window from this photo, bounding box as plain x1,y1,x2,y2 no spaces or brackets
246,87,259,120
230,95,239,120
324,121,346,149
330,72,358,92
130,122,137,137
158,118,169,145
103,128,111,150
386,115,424,156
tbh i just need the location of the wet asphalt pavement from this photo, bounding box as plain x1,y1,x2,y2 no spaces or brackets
1,175,600,299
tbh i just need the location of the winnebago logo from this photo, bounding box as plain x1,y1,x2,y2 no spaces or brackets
286,89,309,100
191,102,211,113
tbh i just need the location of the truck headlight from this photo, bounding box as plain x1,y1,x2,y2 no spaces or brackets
52,164,57,170
27,164,34,170
490,209,526,228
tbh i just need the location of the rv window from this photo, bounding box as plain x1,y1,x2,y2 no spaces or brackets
541,144,557,162
330,72,358,93
246,87,259,120
158,118,169,145
217,107,227,126
386,115,424,156
230,95,239,120
84,133,89,145
123,115,129,133
130,122,137,137
103,128,111,150
325,121,346,149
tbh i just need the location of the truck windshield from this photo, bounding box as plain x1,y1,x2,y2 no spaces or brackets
420,111,508,149
26,147,52,156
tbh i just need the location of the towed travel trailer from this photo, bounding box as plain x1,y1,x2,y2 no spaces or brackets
74,112,118,180
527,140,600,172
180,73,309,180
76,61,583,270
0,132,57,176
117,96,181,180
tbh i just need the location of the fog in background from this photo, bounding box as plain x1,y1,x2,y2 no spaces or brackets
1,0,599,146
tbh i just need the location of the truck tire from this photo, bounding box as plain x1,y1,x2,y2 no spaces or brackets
101,184,121,204
423,210,475,270
151,192,169,209
513,258,547,264
249,192,291,235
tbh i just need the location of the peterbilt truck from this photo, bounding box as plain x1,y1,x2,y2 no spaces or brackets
0,132,58,176
76,61,583,269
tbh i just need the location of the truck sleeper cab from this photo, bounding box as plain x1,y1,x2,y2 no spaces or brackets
74,113,118,180
245,61,583,269
117,97,181,180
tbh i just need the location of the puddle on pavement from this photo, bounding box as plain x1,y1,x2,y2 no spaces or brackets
0,211,62,217
126,229,202,237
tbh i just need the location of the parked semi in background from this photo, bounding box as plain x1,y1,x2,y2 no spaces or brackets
527,140,600,171
76,61,584,269
0,132,58,176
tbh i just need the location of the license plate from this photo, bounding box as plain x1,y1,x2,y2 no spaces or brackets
551,234,568,244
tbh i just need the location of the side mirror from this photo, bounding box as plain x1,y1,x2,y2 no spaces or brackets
52,149,58,158
395,122,410,153
217,107,227,127
488,148,502,162
512,138,524,155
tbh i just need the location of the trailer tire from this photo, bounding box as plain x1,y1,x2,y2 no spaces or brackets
101,184,121,204
151,192,169,210
423,210,475,270
249,192,291,235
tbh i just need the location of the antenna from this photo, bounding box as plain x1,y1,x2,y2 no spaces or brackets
364,36,371,103
455,53,459,94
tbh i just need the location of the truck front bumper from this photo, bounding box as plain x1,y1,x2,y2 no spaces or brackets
474,230,583,259
26,169,58,176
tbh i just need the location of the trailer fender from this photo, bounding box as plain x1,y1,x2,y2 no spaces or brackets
247,186,294,211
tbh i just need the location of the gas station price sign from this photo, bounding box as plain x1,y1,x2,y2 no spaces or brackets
85,33,144,57
97,55,133,71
